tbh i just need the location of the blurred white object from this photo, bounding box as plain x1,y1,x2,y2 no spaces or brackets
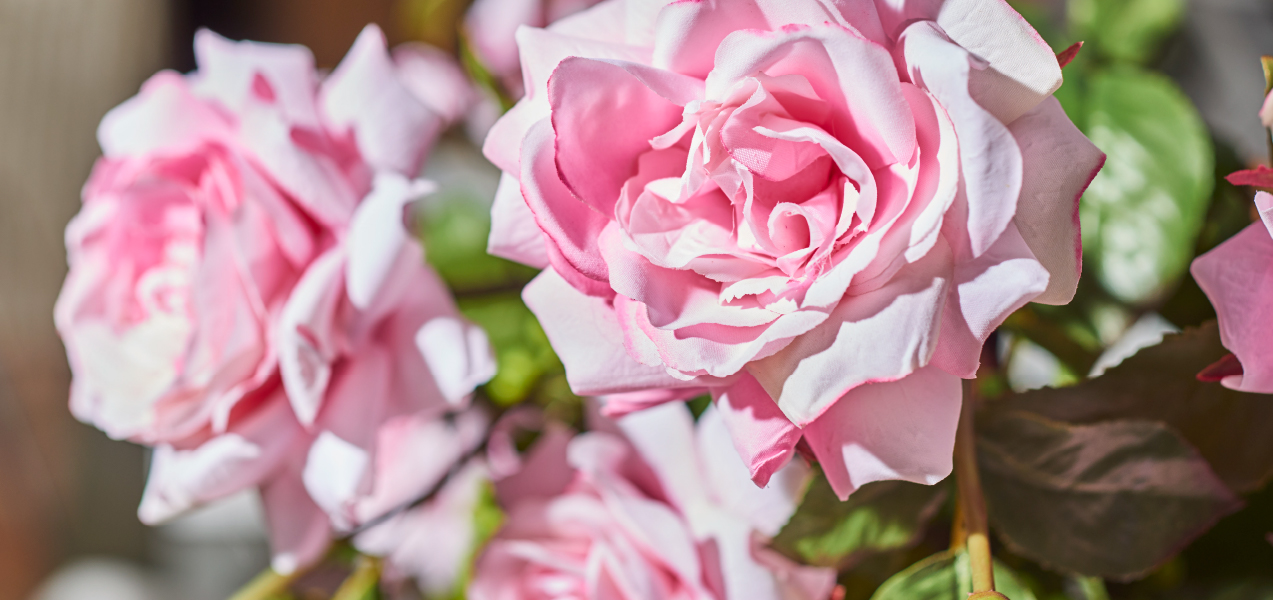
29,558,166,600
1002,333,1067,392
1089,313,1180,377
151,491,270,600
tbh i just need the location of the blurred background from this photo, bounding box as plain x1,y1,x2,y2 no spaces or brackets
1,0,1272,599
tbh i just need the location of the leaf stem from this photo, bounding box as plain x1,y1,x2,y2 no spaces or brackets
332,555,383,600
955,381,996,595
227,567,302,600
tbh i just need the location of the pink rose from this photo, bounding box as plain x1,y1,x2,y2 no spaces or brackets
469,403,835,600
57,26,494,571
463,0,604,96
484,0,1104,498
353,459,491,596
1191,190,1273,392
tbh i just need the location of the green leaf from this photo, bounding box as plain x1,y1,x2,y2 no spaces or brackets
976,410,1241,580
1003,322,1273,493
869,549,1038,600
1077,67,1213,305
1068,0,1184,64
458,294,565,406
420,198,538,295
771,471,946,568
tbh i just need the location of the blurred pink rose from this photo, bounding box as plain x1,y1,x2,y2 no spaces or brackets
354,459,492,596
464,0,603,96
57,26,494,572
468,403,836,600
484,0,1104,499
1191,189,1273,393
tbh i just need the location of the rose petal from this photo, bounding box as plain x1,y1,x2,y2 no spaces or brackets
321,25,442,176
488,172,551,267
1009,97,1104,305
900,20,1022,259
750,238,953,426
1191,221,1273,393
710,373,801,488
803,365,962,499
929,222,1049,378
522,267,707,394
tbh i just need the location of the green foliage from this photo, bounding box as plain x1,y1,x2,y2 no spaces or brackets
1003,323,1273,492
976,409,1240,580
869,548,1038,600
421,198,538,295
771,471,947,569
1068,0,1184,64
1074,67,1214,305
458,293,564,406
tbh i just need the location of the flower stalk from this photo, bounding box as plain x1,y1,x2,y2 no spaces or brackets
955,381,1001,598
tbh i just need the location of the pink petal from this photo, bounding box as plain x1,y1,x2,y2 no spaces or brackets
488,172,551,268
261,470,333,574
598,387,704,417
520,118,611,283
652,0,887,78
710,373,801,488
706,23,916,170
549,57,703,215
278,249,345,426
695,405,807,535
190,29,321,126
618,403,713,513
522,267,706,395
137,393,302,524
929,223,1049,378
803,365,962,500
416,316,497,406
346,174,436,310
97,72,231,157
600,224,780,330
1191,221,1273,393
1009,97,1104,305
321,25,442,176
900,20,1022,259
392,42,475,124
465,0,543,80
749,239,953,426
933,0,1065,124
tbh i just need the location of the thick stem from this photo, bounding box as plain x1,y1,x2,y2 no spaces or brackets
955,381,995,595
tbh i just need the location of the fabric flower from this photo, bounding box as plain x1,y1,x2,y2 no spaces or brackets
1191,190,1273,393
464,0,603,96
56,25,494,571
483,0,1104,499
469,403,836,600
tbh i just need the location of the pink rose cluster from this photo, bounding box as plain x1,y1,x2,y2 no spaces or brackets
55,25,495,573
484,0,1105,499
470,403,836,600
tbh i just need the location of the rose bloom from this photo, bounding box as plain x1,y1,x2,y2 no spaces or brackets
1191,187,1273,392
469,403,836,600
56,26,494,571
464,0,604,96
484,0,1105,498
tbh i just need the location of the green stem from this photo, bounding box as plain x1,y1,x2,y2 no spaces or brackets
227,568,300,600
332,556,383,600
955,381,996,596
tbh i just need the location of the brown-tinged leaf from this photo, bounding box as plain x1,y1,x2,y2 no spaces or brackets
1002,322,1273,492
771,472,946,569
977,410,1241,580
